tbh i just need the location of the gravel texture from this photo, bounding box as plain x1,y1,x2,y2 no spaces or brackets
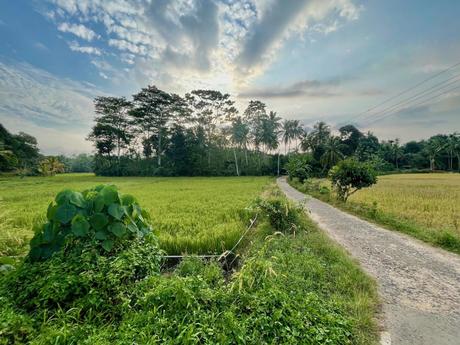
277,177,460,345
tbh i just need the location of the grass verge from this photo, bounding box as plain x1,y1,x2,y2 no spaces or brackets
288,177,460,255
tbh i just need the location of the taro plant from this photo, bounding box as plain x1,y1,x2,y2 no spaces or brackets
28,184,153,261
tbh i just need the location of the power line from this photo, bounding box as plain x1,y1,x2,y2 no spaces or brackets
359,74,460,123
351,60,460,121
363,83,460,126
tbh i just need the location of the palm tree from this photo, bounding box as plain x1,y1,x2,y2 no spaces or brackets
424,138,445,171
320,136,345,171
38,157,65,176
230,117,250,175
290,120,304,152
282,120,293,154
445,133,459,171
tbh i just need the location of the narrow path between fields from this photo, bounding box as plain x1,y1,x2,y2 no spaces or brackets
277,177,460,345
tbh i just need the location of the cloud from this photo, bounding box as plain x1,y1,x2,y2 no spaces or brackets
0,61,101,154
58,22,99,41
41,0,360,92
68,41,102,55
235,0,361,76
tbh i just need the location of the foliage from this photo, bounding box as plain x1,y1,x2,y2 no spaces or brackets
285,153,312,182
329,158,377,201
0,124,39,172
0,181,378,344
37,157,65,176
28,184,155,261
255,197,304,234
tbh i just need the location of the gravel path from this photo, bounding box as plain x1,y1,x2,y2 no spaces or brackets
277,177,460,345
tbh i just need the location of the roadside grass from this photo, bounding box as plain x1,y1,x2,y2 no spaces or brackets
288,173,460,254
0,174,270,256
0,184,379,344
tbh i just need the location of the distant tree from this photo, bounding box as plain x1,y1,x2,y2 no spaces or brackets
132,86,189,167
285,154,312,183
388,139,403,169
445,133,459,171
339,124,363,156
329,158,377,202
320,136,345,171
423,138,445,171
38,157,65,176
243,100,267,152
301,121,330,152
355,132,380,161
88,96,133,167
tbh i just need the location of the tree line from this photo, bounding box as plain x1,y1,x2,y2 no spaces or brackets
0,124,92,175
1,83,459,177
87,84,460,176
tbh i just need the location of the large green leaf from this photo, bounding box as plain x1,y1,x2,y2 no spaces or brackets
94,195,105,212
100,185,119,205
109,222,126,238
46,202,57,221
90,213,109,230
108,203,124,220
54,203,77,224
69,192,86,208
101,239,114,251
95,231,108,240
71,214,90,237
121,194,136,206
42,223,55,243
55,189,72,204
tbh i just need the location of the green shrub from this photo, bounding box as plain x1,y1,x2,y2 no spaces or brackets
28,184,153,261
329,158,377,201
0,185,162,320
256,197,304,234
285,154,312,183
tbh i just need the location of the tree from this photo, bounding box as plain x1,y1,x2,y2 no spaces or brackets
301,121,330,152
339,125,363,156
132,86,189,167
282,119,303,154
423,138,445,171
388,139,403,169
329,158,377,202
229,116,250,175
88,97,133,166
285,154,313,183
355,132,380,161
445,133,459,171
38,157,65,176
320,136,345,171
186,90,236,168
243,100,267,152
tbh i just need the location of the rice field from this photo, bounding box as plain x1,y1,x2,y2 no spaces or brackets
349,174,460,234
0,174,271,256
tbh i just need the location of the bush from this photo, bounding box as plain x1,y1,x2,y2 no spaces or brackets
28,184,153,261
256,197,304,234
285,154,312,183
329,158,377,201
0,185,162,320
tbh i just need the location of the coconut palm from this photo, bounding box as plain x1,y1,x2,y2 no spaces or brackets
445,133,459,171
320,136,345,171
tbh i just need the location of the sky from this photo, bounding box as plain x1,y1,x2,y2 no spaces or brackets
0,0,459,155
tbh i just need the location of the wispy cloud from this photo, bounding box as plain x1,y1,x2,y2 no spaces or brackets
58,22,99,41
68,41,102,55
0,61,101,154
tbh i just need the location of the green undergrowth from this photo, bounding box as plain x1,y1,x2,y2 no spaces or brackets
289,178,460,254
0,184,378,344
